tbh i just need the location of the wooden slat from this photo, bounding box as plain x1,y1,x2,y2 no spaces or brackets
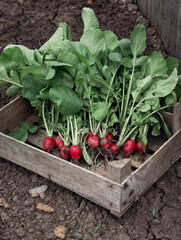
106,158,132,184
119,129,181,216
0,96,33,134
148,135,166,152
168,0,180,56
160,0,171,46
0,133,122,213
161,111,173,133
131,152,152,169
136,0,181,62
136,0,148,17
172,102,181,134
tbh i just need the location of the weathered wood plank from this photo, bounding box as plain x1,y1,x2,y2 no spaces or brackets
161,111,173,133
106,158,132,184
168,0,180,56
131,152,152,169
148,135,166,152
136,0,181,62
0,96,33,134
160,0,171,46
136,0,148,17
0,133,122,213
172,102,181,134
120,129,181,215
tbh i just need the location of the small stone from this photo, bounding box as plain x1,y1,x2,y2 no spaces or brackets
87,0,93,5
3,203,10,209
127,3,138,12
36,203,54,213
40,193,45,199
29,185,48,197
54,226,67,239
0,198,6,207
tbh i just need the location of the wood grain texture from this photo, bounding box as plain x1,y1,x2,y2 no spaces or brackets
120,129,181,215
0,96,33,134
0,133,121,213
161,111,173,133
172,102,181,133
136,0,181,62
106,158,132,184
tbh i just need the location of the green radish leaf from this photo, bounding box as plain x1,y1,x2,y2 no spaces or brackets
157,112,172,138
48,71,74,88
122,57,132,68
153,68,178,97
19,122,38,133
119,38,131,57
166,57,178,75
135,56,149,66
108,113,119,127
82,7,99,31
28,125,38,134
176,76,181,96
0,47,27,72
4,44,37,66
0,66,22,88
34,49,43,64
137,103,151,112
102,65,112,79
130,24,146,57
139,134,147,153
80,29,106,55
146,52,167,77
104,30,118,50
151,122,161,136
58,22,72,41
82,142,93,166
21,66,46,80
39,26,64,53
46,67,56,80
109,53,122,62
6,85,21,96
88,74,112,89
22,73,46,101
92,102,109,121
49,86,83,116
165,91,177,106
40,87,49,100
45,60,72,68
8,128,28,142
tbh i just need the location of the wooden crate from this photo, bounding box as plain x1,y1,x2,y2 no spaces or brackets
0,96,181,217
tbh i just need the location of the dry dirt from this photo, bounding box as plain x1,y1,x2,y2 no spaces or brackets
0,0,181,239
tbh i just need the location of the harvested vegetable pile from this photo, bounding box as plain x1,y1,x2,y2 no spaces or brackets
0,8,180,166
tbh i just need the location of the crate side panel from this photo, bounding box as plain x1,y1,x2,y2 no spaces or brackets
120,129,181,214
0,96,33,133
0,133,121,212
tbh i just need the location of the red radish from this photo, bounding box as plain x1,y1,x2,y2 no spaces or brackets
136,141,148,153
55,136,64,149
87,132,93,140
106,132,114,143
100,137,111,149
88,135,100,147
61,146,70,160
44,137,55,153
70,145,82,163
110,144,120,155
123,140,136,157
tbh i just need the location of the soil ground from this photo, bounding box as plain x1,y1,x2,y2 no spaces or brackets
0,0,181,239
